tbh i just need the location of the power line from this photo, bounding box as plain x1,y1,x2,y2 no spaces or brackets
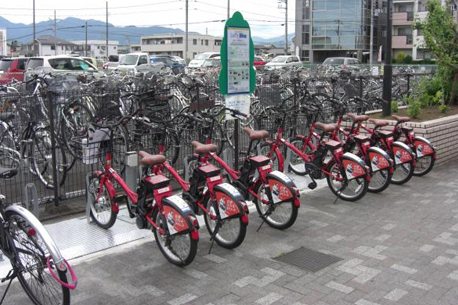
0,1,180,11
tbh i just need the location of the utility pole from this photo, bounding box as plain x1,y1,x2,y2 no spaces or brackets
227,0,230,18
278,0,288,54
185,0,188,63
33,0,36,56
285,0,288,54
106,1,109,59
382,0,392,116
370,0,374,66
85,22,88,57
54,11,57,55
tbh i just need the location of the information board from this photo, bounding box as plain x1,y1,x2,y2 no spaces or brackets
227,27,250,94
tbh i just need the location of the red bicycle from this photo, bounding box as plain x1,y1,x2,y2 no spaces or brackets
86,117,199,266
329,113,394,193
149,139,249,251
259,105,371,202
360,118,417,185
391,115,436,176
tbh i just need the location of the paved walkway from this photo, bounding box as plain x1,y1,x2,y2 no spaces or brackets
3,161,458,305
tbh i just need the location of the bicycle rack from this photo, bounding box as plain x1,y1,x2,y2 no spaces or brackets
85,173,93,224
124,151,138,208
24,183,40,218
284,148,292,174
184,156,191,182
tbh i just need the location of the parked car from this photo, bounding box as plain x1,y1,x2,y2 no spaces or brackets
116,52,163,74
264,55,302,70
82,57,98,68
320,57,361,71
0,57,27,83
150,55,184,74
24,56,103,81
254,56,267,70
201,57,221,70
188,52,220,69
172,56,186,65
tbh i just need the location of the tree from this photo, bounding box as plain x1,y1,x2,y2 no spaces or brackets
415,0,458,104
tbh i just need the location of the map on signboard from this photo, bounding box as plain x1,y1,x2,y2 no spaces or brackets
227,27,250,94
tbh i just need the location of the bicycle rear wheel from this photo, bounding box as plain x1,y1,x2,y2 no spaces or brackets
152,208,197,267
413,155,435,176
203,195,247,249
288,137,313,175
87,172,117,229
258,142,281,172
6,210,70,305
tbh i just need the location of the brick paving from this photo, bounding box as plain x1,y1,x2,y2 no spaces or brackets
3,161,458,305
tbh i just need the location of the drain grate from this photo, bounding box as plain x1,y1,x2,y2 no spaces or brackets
275,247,342,272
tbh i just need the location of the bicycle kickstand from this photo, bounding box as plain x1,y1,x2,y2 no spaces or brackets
0,269,17,305
256,205,275,232
208,221,222,254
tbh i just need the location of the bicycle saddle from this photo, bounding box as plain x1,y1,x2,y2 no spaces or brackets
392,115,411,123
138,151,166,166
315,122,337,133
368,118,389,127
242,127,269,141
0,166,18,179
346,113,369,122
191,141,217,154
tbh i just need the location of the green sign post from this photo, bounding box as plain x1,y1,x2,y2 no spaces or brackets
219,12,256,168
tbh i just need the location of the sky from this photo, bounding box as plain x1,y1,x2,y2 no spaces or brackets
0,0,296,39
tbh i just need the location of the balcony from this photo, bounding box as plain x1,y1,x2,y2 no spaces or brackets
393,12,414,25
393,35,413,49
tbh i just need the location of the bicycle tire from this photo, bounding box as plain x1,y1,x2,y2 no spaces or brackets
287,137,314,176
6,210,70,305
326,160,368,201
0,128,19,169
252,179,298,230
413,155,435,176
60,102,94,160
87,172,117,229
368,168,392,193
32,126,68,189
152,207,198,267
391,161,415,185
203,195,247,249
258,142,281,172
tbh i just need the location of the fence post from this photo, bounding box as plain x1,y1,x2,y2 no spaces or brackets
234,119,239,169
407,74,411,98
359,76,363,98
46,90,60,206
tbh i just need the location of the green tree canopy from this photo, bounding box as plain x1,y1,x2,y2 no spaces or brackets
415,0,458,104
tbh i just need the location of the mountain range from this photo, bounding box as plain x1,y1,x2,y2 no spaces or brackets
0,16,293,47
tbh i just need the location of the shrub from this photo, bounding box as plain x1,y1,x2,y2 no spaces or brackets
391,101,399,113
404,55,413,64
396,52,406,64
438,104,449,113
407,100,422,118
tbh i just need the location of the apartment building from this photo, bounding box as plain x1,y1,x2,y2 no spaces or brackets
71,40,119,58
140,33,222,62
295,0,372,62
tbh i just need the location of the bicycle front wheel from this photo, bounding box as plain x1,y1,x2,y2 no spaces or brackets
391,161,414,185
6,210,70,305
326,161,368,201
203,195,247,249
87,172,117,229
152,208,197,267
253,180,298,230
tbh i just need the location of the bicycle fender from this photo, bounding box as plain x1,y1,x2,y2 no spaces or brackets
4,205,66,270
162,195,198,238
266,171,299,206
392,141,415,165
213,183,248,221
341,152,369,180
367,147,393,173
413,136,436,158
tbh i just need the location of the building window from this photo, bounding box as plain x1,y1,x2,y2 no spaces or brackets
193,39,197,45
51,45,55,50
114,46,116,50
205,40,209,46
201,39,204,45
302,24,310,45
301,50,310,62
177,37,183,44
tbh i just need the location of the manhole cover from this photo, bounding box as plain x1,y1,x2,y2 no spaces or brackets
275,247,342,272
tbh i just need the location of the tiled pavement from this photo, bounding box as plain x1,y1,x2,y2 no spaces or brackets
3,161,458,305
